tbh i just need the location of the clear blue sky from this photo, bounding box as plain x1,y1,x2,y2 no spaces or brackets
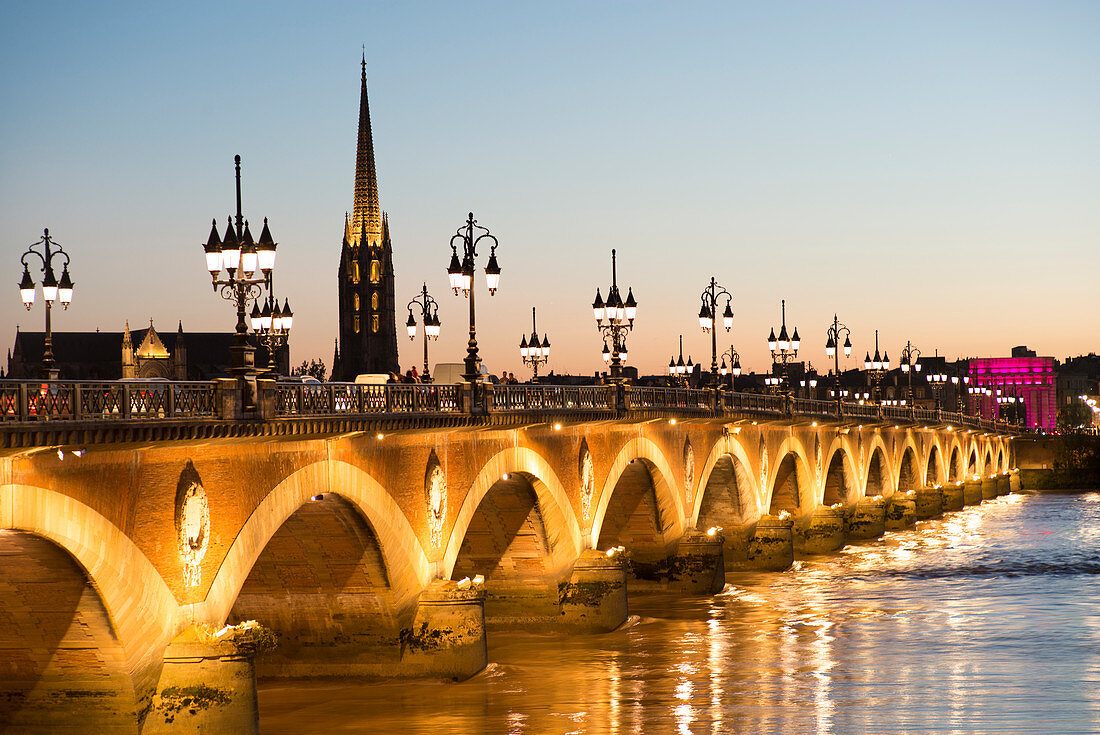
2,1,1097,376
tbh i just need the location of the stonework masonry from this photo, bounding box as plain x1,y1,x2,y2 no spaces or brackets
0,416,1016,732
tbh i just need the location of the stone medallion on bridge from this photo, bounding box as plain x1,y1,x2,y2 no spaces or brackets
425,453,447,550
175,461,210,587
579,440,594,523
683,439,695,505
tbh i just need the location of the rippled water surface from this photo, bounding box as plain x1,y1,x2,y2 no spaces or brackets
259,492,1100,734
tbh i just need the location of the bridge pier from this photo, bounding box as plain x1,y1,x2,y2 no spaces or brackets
668,529,725,594
745,515,794,571
963,478,983,505
996,474,1011,496
913,486,943,519
942,482,966,511
400,580,487,681
846,498,886,539
559,549,629,632
885,495,916,531
143,625,269,735
1009,470,1022,493
981,476,998,500
795,506,845,555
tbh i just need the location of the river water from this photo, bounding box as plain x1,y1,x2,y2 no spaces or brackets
258,492,1100,735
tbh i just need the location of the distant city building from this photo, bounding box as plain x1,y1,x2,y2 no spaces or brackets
333,59,399,380
1059,353,1100,407
968,349,1056,430
5,320,286,380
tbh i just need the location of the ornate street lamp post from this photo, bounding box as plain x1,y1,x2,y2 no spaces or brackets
591,249,637,384
519,307,550,383
898,340,922,406
766,299,800,397
824,313,852,414
862,329,890,403
950,374,970,414
996,391,1021,425
719,345,742,390
667,335,693,387
697,276,734,384
249,296,294,376
926,370,949,410
202,155,280,393
447,212,500,384
17,229,74,379
406,282,441,383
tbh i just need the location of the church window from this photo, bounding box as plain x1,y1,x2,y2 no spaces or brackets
353,316,360,333
371,292,379,310
370,259,381,284
371,315,380,333
353,293,360,311
352,261,360,285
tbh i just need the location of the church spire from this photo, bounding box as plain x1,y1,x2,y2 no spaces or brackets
350,52,381,245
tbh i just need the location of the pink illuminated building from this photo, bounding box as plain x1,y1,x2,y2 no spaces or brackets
968,355,1056,430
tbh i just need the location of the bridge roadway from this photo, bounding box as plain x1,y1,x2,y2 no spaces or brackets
0,379,1022,734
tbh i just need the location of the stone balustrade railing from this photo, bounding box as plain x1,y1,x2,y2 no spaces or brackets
0,378,1021,439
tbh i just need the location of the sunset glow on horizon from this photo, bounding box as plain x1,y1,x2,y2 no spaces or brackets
2,1,1097,377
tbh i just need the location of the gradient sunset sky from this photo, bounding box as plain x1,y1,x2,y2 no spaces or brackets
2,1,1097,377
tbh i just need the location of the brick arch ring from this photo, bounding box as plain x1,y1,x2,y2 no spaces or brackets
691,434,760,527
442,446,583,579
589,437,685,550
203,459,432,627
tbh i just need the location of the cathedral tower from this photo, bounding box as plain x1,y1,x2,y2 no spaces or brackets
334,58,399,379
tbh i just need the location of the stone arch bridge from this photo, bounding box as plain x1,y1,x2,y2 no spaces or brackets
0,379,1021,733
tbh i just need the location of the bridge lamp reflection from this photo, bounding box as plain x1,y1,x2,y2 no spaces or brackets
376,433,384,440
553,423,562,431
669,418,677,425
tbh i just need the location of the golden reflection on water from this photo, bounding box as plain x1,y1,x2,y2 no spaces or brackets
259,494,1100,735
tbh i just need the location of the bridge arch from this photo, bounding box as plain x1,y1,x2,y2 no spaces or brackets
967,445,979,477
693,435,760,530
205,460,431,628
766,437,813,515
983,448,994,477
821,437,859,506
996,446,1006,473
897,445,922,494
0,485,177,728
444,446,582,581
864,437,895,496
948,443,963,481
926,443,945,486
591,437,684,550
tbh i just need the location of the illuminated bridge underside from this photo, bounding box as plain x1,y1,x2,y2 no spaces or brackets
0,401,1017,733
